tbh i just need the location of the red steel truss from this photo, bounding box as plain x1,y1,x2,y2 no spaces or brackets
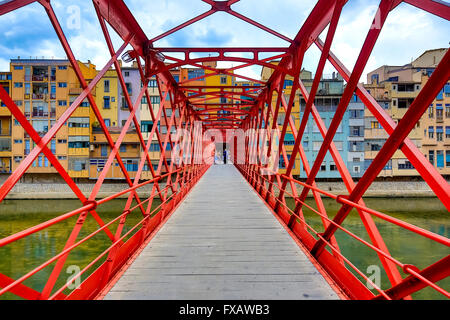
0,0,449,300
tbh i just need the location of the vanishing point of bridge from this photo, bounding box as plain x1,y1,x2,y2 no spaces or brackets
0,0,449,300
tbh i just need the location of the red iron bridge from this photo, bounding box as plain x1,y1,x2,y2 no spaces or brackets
0,0,449,300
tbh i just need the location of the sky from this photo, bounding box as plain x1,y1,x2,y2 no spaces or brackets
0,0,448,83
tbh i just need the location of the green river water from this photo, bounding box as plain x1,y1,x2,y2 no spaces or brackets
0,197,448,300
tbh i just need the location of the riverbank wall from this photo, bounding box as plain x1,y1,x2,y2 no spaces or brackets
2,180,442,199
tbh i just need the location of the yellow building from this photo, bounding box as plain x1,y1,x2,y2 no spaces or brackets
9,59,96,179
89,128,141,180
94,68,119,129
364,48,448,177
0,71,12,173
420,75,450,176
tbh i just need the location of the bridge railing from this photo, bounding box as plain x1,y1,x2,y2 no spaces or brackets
0,0,214,300
235,162,449,300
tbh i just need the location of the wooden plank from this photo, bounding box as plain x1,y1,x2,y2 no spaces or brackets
104,165,338,300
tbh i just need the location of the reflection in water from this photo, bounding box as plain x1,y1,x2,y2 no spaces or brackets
0,197,448,300
284,197,449,300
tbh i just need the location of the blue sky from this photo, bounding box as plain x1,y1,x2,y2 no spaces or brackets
0,0,448,82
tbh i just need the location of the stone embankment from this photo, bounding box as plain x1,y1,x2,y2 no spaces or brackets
2,180,440,199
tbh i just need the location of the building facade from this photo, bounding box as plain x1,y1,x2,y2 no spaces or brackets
364,48,448,177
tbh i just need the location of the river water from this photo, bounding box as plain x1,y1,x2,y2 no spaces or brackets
0,197,448,300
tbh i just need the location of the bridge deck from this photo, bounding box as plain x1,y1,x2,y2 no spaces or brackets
105,165,339,300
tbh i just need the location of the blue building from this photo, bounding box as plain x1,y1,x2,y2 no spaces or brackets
296,76,362,179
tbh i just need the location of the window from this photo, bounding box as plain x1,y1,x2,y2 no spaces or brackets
68,117,89,128
101,145,107,157
124,71,130,77
124,82,132,95
120,145,126,152
436,104,443,119
283,133,295,145
279,154,293,169
58,100,67,106
353,166,360,173
428,104,434,118
220,97,227,104
303,140,309,150
50,140,56,153
446,150,450,167
58,139,67,144
371,121,381,129
220,76,227,84
14,156,23,163
150,96,160,104
70,159,87,171
398,160,414,170
141,121,153,133
188,69,205,80
446,104,450,118
351,126,361,137
446,126,450,139
14,82,23,88
68,136,89,148
57,156,67,160
436,126,443,141
320,162,327,171
14,65,23,70
149,79,158,87
313,141,321,151
14,139,23,144
397,83,415,92
429,150,435,165
283,79,293,89
14,119,19,126
428,126,434,139
149,143,160,152
436,150,444,168
104,80,110,92
104,119,111,127
103,96,110,109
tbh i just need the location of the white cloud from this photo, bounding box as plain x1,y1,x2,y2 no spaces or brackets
0,0,448,84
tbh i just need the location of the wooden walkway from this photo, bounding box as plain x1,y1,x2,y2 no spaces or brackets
105,165,339,300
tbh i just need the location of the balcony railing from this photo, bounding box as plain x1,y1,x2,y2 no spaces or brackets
32,75,49,81
0,130,11,136
32,93,45,99
32,111,49,117
0,138,11,151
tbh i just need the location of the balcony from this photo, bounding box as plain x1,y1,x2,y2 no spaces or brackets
31,66,49,82
32,83,48,100
32,110,49,118
0,128,11,136
32,75,49,82
68,169,89,178
0,138,11,154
